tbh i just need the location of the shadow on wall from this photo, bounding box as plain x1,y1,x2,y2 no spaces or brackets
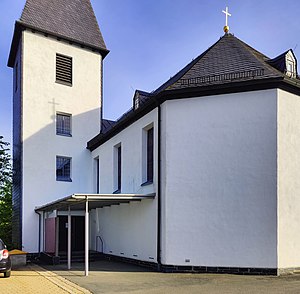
22,106,101,204
13,107,101,251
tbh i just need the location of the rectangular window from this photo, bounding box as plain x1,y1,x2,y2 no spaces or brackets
56,113,72,136
117,146,121,191
56,53,72,85
94,157,100,193
287,60,294,73
142,124,154,185
56,156,72,182
113,144,121,193
147,127,154,182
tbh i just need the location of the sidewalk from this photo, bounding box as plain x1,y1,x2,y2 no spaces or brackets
0,264,91,294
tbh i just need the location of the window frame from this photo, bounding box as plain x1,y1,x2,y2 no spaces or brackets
113,144,122,193
141,124,154,186
56,112,72,137
146,127,154,183
94,157,100,194
56,156,72,182
287,59,295,74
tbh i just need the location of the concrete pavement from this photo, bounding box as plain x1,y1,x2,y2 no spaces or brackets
44,260,300,294
3,260,300,293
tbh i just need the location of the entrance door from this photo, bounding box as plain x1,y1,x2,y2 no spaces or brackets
59,216,85,252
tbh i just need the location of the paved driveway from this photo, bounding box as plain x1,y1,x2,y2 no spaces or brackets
44,260,300,294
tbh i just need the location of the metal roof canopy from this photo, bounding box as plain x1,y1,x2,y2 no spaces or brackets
35,193,155,277
35,193,156,212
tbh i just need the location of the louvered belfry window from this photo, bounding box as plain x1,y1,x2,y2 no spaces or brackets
56,53,72,85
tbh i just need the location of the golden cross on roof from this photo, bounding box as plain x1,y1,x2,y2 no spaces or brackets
222,6,231,33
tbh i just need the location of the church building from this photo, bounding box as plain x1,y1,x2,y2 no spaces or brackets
8,0,300,276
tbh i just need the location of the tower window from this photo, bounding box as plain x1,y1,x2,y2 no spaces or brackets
56,156,72,182
56,54,72,85
56,113,72,136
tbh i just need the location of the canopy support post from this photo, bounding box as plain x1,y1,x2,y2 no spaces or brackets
85,198,89,276
67,206,71,270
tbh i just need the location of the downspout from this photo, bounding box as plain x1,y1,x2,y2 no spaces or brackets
100,58,103,132
156,99,162,270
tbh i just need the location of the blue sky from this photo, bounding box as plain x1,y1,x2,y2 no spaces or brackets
1,0,300,145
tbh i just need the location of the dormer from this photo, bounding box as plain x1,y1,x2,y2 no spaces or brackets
267,49,298,78
133,90,152,110
285,50,297,78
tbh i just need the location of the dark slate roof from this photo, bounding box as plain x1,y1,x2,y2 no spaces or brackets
101,119,117,135
267,49,297,75
8,0,108,67
88,33,300,151
20,0,107,50
266,51,288,73
154,33,284,93
133,90,153,109
135,90,152,104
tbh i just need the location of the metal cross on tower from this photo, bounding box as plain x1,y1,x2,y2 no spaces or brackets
222,6,231,33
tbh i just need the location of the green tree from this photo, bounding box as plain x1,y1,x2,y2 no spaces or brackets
0,136,12,249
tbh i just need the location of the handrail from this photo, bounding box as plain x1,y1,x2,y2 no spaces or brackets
96,235,104,253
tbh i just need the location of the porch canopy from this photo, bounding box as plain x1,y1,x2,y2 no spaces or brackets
35,193,155,212
35,193,155,276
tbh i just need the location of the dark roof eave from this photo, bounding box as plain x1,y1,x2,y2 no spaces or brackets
87,98,158,151
87,76,295,151
7,22,23,67
8,21,109,67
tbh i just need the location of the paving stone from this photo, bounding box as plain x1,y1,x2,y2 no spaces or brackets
0,264,91,294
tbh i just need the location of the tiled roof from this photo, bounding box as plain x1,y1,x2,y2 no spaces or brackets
154,33,284,93
133,90,152,109
136,90,152,105
88,33,300,151
20,0,107,51
101,119,117,135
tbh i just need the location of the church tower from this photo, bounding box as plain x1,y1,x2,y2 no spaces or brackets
8,0,108,252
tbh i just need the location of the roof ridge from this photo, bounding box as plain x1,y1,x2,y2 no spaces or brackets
234,36,284,77
153,35,226,94
154,33,285,93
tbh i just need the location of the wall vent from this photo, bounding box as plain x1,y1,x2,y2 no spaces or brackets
56,54,72,85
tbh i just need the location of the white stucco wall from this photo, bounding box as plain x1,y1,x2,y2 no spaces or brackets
160,90,278,268
277,89,300,269
21,31,102,252
91,110,158,262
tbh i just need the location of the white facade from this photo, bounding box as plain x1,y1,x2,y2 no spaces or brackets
10,2,300,274
90,110,158,262
160,90,277,268
277,89,300,271
20,30,102,252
